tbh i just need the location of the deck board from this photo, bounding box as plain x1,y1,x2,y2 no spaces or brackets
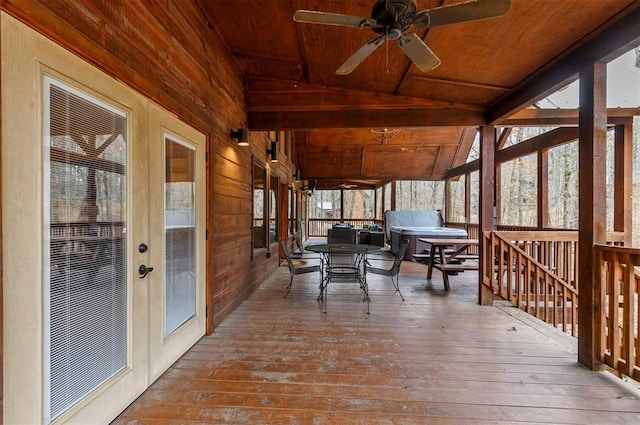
114,259,640,424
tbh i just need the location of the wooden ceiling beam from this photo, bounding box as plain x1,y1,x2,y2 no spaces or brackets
410,75,511,93
248,108,485,130
451,127,478,168
495,127,579,163
496,127,512,150
444,159,479,180
487,5,640,124
246,77,483,112
499,107,639,126
445,127,580,179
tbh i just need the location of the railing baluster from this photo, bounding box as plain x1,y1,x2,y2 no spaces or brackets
610,252,622,371
634,262,640,380
594,245,640,378
622,252,634,378
488,231,580,335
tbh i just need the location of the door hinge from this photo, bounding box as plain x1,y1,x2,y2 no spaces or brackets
205,152,209,162
206,229,209,240
206,306,209,317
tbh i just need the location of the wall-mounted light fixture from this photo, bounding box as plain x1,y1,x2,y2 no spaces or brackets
293,169,301,180
230,128,250,146
267,141,278,162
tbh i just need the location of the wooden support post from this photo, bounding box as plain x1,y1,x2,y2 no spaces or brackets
613,123,632,245
538,150,549,229
445,179,451,223
390,179,396,211
302,190,309,239
495,163,502,226
374,185,379,220
578,62,607,370
464,173,471,225
494,127,510,226
478,126,496,305
279,182,288,258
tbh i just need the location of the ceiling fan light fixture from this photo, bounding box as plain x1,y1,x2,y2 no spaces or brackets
387,22,403,40
371,128,401,144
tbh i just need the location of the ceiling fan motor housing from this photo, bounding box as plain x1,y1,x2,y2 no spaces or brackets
371,0,417,38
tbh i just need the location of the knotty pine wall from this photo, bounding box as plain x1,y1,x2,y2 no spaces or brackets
0,0,294,352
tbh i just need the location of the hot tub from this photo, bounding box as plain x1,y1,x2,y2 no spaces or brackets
389,226,468,257
384,210,468,257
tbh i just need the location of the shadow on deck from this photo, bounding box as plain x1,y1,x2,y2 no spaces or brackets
114,258,640,424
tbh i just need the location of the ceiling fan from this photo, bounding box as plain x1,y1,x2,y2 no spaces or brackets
337,182,358,189
300,180,317,196
293,0,512,75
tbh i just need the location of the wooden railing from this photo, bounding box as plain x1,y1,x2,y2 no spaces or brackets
596,244,640,380
447,222,479,254
483,231,634,337
50,221,125,237
307,219,384,238
484,231,579,335
500,231,580,287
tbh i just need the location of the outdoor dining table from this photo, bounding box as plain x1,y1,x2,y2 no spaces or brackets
419,238,479,291
50,234,125,283
305,243,381,313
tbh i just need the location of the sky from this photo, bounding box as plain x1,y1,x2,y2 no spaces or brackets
535,48,640,109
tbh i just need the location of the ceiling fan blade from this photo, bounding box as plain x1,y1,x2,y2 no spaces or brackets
397,34,441,73
293,10,377,28
336,36,385,75
415,0,512,28
338,182,358,189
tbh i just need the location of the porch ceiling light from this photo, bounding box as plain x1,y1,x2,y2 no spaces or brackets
371,128,401,145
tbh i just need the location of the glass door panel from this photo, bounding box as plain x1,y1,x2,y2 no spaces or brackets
44,78,129,422
164,138,197,336
147,104,206,382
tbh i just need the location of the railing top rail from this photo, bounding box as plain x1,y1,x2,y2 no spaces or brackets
595,244,640,256
495,230,578,241
604,231,626,243
51,221,125,226
488,230,626,244
308,218,380,221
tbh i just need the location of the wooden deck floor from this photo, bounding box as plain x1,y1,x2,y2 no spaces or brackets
114,256,640,424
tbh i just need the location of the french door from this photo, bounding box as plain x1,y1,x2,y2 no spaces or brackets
2,13,206,424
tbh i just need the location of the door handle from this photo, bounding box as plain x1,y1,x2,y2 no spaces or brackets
138,264,154,279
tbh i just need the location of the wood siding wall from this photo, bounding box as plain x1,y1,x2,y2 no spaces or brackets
1,0,294,340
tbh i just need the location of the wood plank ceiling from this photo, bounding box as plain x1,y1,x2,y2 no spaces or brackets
197,0,639,188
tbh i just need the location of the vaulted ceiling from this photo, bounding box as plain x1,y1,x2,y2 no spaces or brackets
198,0,639,188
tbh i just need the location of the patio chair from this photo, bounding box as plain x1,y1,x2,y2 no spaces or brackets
325,244,368,313
327,227,358,277
367,238,409,301
326,245,361,282
327,227,357,244
280,241,320,298
289,219,305,257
